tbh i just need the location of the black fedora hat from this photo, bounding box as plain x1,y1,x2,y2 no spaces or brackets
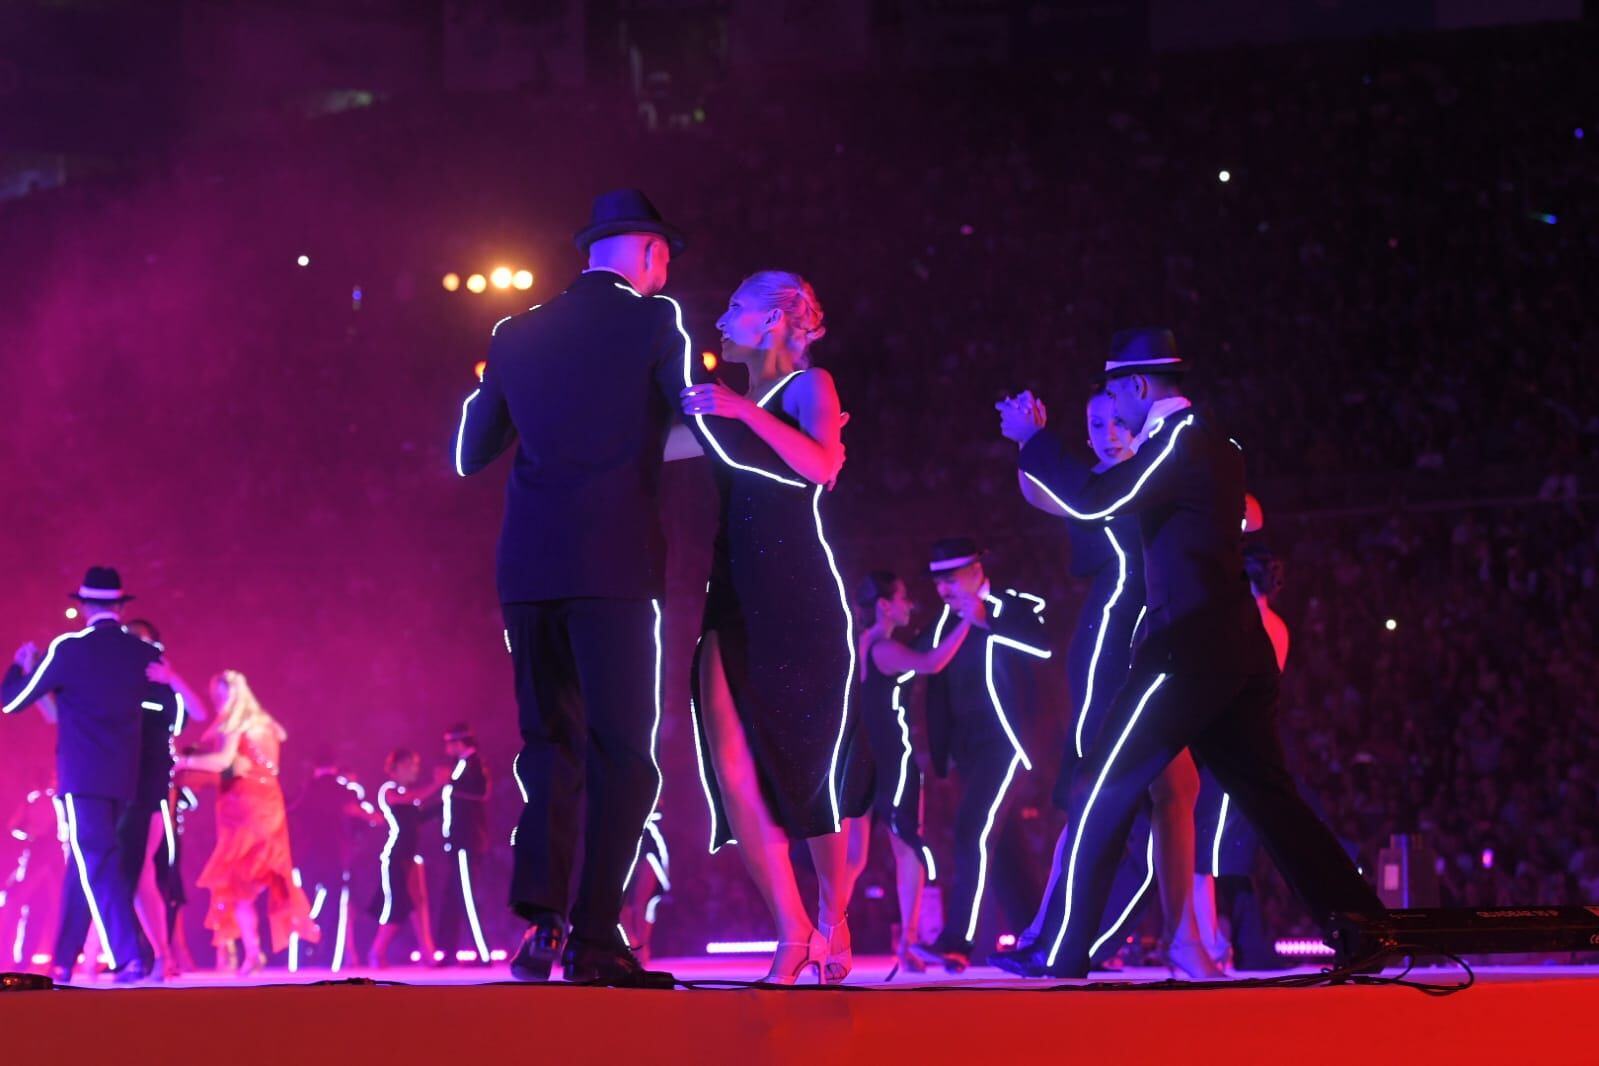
574,189,687,255
927,537,987,575
1104,327,1187,379
70,565,133,604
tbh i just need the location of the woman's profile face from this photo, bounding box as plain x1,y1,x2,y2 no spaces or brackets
395,758,420,786
1086,393,1133,466
884,580,914,629
714,287,775,359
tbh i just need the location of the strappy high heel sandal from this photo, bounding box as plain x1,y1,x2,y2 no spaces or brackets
1157,936,1227,981
762,929,827,986
819,916,853,985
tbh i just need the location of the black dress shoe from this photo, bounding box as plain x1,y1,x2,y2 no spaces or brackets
909,940,971,973
988,943,1084,979
112,961,151,985
509,921,566,983
47,966,73,985
560,936,674,988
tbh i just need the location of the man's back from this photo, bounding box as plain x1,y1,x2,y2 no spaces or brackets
455,270,686,602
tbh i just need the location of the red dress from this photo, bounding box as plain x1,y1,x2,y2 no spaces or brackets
196,726,320,952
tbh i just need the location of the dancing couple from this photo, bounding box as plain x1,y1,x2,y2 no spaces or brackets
455,190,867,985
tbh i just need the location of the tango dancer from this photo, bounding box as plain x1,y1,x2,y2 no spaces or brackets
454,190,684,986
678,270,864,985
909,540,1053,973
368,749,442,969
2,567,162,983
177,670,319,973
436,722,493,966
995,391,1219,978
1001,328,1383,978
1,780,65,969
287,757,377,972
846,571,977,972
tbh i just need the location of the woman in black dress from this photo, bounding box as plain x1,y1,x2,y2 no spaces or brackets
847,571,976,972
367,749,443,968
678,270,863,984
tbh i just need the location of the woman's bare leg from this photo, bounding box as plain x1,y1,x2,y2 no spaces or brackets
133,812,173,973
887,833,926,953
698,634,812,945
1149,750,1203,945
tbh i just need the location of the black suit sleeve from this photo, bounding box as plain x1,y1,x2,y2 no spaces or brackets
650,294,697,407
455,758,490,802
2,644,68,716
1018,413,1195,519
453,329,517,477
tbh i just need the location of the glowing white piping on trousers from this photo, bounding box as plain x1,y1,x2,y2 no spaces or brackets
644,814,672,890
458,848,491,963
645,895,662,924
376,782,400,925
160,799,176,867
813,487,857,831
12,905,28,964
511,753,529,804
1130,605,1147,651
309,885,328,919
687,671,719,852
983,638,1035,770
453,389,480,477
1211,793,1232,878
63,794,116,968
1045,673,1169,967
173,692,186,736
891,671,915,806
921,846,939,883
1075,527,1129,758
622,601,666,892
646,853,670,890
1023,415,1195,521
503,629,512,655
332,886,351,972
660,287,807,488
1090,831,1155,958
3,628,91,713
965,752,1024,942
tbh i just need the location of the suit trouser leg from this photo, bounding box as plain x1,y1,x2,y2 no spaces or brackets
565,599,661,944
1026,803,1157,962
506,601,585,923
437,848,463,955
54,794,142,972
940,745,1026,951
450,848,490,961
1188,671,1384,923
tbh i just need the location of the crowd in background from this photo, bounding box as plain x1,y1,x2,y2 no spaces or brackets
2,21,1596,960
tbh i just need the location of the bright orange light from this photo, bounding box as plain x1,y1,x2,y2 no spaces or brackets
701,351,718,371
490,267,513,289
466,273,487,294
442,272,461,292
474,360,487,382
512,269,534,290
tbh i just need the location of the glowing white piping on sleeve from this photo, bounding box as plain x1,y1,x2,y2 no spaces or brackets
1022,414,1194,521
453,389,480,477
4,628,91,714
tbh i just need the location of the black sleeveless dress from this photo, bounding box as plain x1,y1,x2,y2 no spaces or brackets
687,370,869,848
853,644,931,869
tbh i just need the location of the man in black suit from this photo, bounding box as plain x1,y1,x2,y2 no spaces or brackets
3,566,165,982
454,190,687,986
911,538,1053,973
996,329,1383,978
436,722,492,965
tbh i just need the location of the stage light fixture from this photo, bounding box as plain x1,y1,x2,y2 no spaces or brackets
65,607,79,620
1385,618,1397,631
442,273,461,292
513,269,534,290
296,254,310,267
466,273,487,294
490,267,513,289
474,360,487,382
702,350,718,371
1218,170,1231,183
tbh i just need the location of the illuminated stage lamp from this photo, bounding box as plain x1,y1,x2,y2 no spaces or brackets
65,607,79,620
512,269,534,290
474,360,487,382
701,350,718,372
1218,170,1231,183
490,267,513,289
442,272,461,292
1385,618,1398,632
296,254,310,267
466,273,488,294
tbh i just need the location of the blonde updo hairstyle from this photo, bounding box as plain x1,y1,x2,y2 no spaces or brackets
738,270,826,367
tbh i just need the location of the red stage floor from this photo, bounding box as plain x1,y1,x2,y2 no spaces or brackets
5,956,1595,1064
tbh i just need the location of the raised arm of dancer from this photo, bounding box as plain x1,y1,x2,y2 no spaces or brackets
870,613,974,676
682,370,845,485
177,729,243,774
1017,470,1068,516
1009,399,1188,520
146,661,210,726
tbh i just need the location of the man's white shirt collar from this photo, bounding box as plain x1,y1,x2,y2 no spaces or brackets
1130,397,1193,453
